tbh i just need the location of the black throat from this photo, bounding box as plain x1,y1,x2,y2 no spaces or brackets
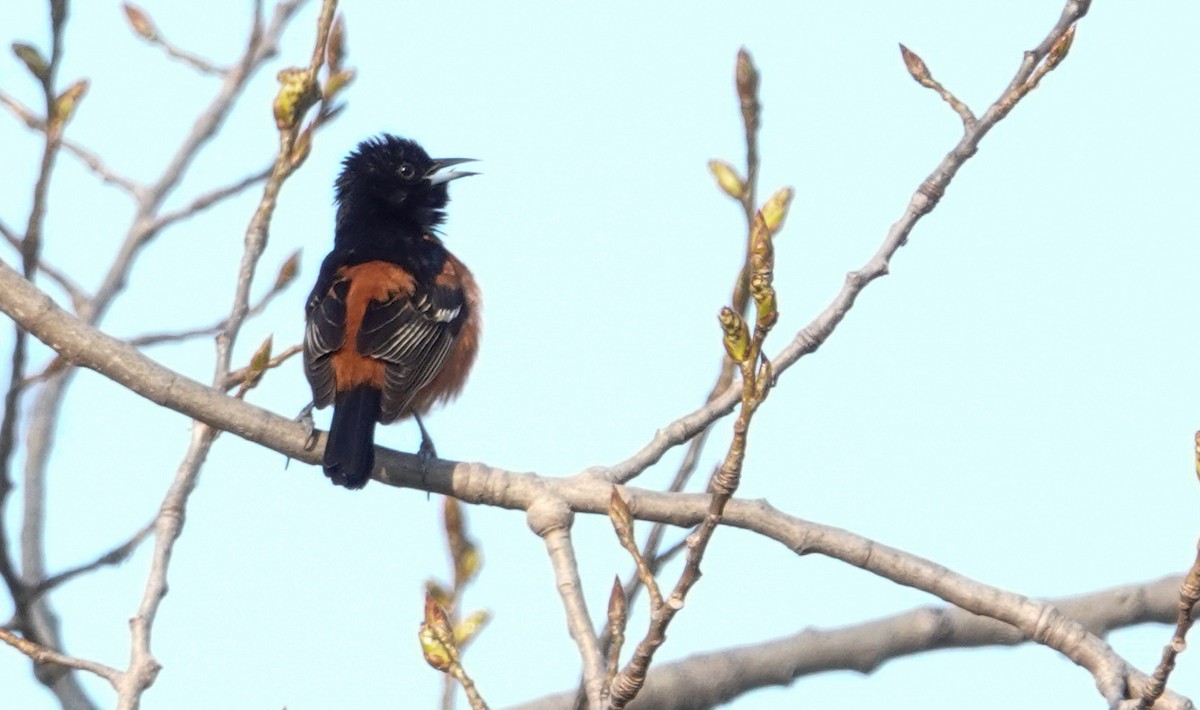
333,198,448,282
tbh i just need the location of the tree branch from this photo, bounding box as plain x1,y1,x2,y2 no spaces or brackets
113,4,339,707
529,499,605,708
1,3,314,708
0,89,142,195
0,250,1183,708
142,165,273,235
0,220,89,312
507,575,1191,710
0,627,121,684
0,3,102,706
114,423,215,710
28,522,153,602
596,0,1092,487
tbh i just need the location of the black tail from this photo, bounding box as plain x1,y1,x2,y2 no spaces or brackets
324,384,382,489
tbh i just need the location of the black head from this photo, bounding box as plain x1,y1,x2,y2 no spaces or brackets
334,135,476,232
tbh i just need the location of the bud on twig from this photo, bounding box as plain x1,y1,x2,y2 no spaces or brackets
122,3,159,41
272,249,301,291
419,593,457,672
424,579,454,611
1045,25,1076,70
454,609,491,648
238,335,273,393
273,68,320,131
735,47,759,109
707,159,746,200
289,127,313,168
444,496,482,588
749,272,777,328
608,488,635,545
326,14,347,72
324,69,356,101
719,307,751,363
899,43,933,87
11,42,49,83
608,575,628,624
51,79,89,128
759,186,794,233
736,47,760,134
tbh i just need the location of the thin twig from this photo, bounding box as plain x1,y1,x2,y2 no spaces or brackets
899,44,977,127
0,5,311,709
124,6,229,78
596,0,1091,487
0,627,121,683
144,165,273,234
157,42,226,75
85,0,307,323
0,89,142,195
222,343,302,391
0,219,89,311
215,0,336,387
115,423,215,709
1137,433,1200,709
0,4,87,706
115,5,337,708
130,266,297,348
1138,547,1200,709
608,191,785,709
28,522,154,601
603,48,767,656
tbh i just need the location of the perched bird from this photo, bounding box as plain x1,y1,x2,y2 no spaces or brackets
303,135,480,489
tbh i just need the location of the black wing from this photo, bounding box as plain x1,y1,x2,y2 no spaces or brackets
303,278,348,408
358,283,466,422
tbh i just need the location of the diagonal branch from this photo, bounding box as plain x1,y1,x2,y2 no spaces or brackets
0,219,89,312
114,4,340,708
87,0,307,320
0,4,94,707
597,0,1091,487
28,522,153,602
2,3,314,709
222,343,302,392
0,250,1185,708
0,89,142,195
507,575,1191,710
0,627,121,684
122,3,228,77
143,165,273,234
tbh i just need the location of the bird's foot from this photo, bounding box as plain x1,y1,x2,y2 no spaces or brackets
297,401,318,451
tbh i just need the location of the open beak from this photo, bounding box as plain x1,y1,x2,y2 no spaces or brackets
427,158,479,185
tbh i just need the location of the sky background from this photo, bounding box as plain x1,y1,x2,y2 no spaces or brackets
2,1,1199,708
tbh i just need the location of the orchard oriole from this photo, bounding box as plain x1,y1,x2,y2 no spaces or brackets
303,135,480,489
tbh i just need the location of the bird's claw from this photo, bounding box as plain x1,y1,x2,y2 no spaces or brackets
417,437,438,463
296,402,319,451
414,413,438,462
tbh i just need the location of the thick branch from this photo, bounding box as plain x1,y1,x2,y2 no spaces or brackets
0,255,1183,708
529,499,604,708
508,575,1191,710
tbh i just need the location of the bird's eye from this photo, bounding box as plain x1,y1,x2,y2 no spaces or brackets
398,162,416,179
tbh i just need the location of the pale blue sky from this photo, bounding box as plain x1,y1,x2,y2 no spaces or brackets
2,1,1199,708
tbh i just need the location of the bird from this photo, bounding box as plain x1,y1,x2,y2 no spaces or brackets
303,135,480,489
